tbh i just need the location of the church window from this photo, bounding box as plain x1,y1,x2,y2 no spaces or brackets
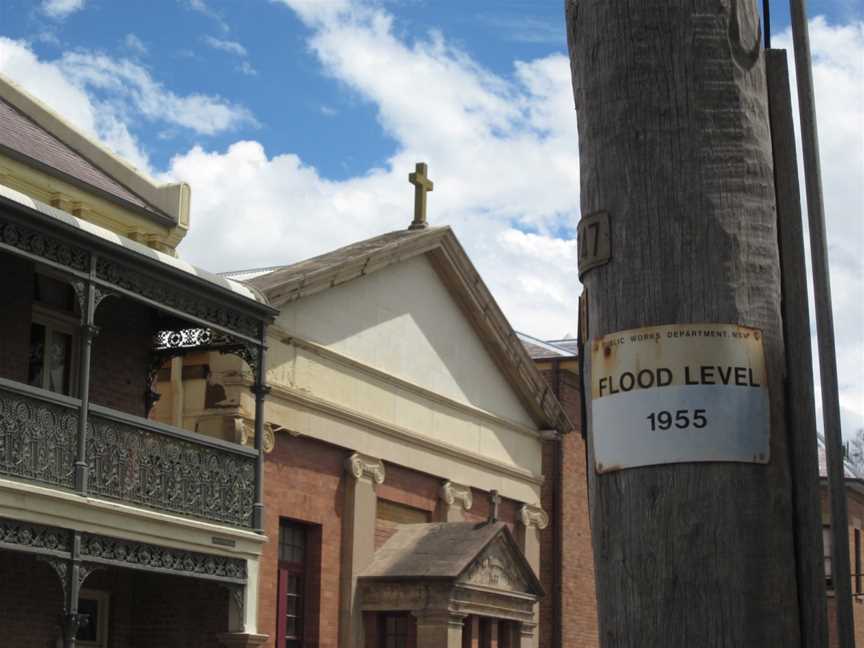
28,273,78,396
278,520,308,648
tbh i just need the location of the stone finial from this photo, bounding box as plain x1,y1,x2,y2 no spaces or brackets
345,453,386,484
518,503,549,530
440,481,473,512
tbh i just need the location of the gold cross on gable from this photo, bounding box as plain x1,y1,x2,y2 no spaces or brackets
408,162,433,230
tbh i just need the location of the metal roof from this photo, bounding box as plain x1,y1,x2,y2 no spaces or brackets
517,332,576,360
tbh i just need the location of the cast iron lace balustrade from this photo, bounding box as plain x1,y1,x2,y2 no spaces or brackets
0,378,256,528
87,407,256,528
0,380,77,489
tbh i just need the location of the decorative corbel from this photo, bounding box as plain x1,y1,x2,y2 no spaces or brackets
233,417,275,453
344,453,385,485
440,481,473,512
518,503,549,530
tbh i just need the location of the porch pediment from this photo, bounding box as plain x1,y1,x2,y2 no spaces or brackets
458,533,535,595
359,521,542,620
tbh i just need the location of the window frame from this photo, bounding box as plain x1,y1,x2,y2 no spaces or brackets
276,520,311,648
76,589,110,648
28,271,80,397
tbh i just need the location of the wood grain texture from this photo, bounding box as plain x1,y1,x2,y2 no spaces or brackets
565,2,801,645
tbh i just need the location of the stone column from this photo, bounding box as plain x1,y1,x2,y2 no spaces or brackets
414,610,466,648
439,481,473,522
339,453,385,648
517,504,548,648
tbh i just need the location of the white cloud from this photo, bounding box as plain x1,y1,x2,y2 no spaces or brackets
237,60,258,76
202,36,247,57
775,19,864,428
201,36,258,75
172,5,862,430
56,51,258,136
2,2,860,432
185,0,230,33
124,34,148,57
0,38,259,173
41,0,85,19
170,0,582,339
0,37,148,169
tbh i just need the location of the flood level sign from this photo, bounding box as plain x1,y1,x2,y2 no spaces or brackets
590,323,770,473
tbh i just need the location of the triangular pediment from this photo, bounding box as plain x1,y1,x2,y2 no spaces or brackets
458,529,543,596
245,226,572,432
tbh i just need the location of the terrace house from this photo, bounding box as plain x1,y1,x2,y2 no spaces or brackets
0,75,276,648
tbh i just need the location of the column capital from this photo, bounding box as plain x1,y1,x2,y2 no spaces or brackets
518,503,549,530
440,480,473,511
345,452,385,484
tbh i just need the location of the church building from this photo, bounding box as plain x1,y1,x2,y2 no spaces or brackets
155,191,579,646
0,70,606,648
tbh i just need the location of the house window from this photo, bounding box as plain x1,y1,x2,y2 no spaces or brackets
76,589,110,647
381,613,414,648
824,526,834,590
28,273,78,396
278,521,308,648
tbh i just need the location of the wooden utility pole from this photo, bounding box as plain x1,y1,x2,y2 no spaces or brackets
566,2,802,646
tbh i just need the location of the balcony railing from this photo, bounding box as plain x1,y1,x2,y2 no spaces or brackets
0,377,257,529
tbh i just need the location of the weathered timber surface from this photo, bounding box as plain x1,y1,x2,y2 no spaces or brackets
767,48,828,648
565,2,801,646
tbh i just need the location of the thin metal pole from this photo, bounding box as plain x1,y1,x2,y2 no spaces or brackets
74,258,98,493
251,324,268,532
767,48,829,648
788,0,854,645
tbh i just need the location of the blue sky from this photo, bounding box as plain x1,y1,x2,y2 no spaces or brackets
0,0,862,432
4,0,858,178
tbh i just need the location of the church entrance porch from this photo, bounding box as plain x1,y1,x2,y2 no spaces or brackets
358,522,542,648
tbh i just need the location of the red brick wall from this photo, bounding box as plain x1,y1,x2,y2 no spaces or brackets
0,255,33,383
260,435,525,648
91,297,154,416
0,550,64,647
261,434,346,648
0,551,228,648
537,363,599,648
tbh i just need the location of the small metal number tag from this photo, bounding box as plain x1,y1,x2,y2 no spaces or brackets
578,210,611,278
